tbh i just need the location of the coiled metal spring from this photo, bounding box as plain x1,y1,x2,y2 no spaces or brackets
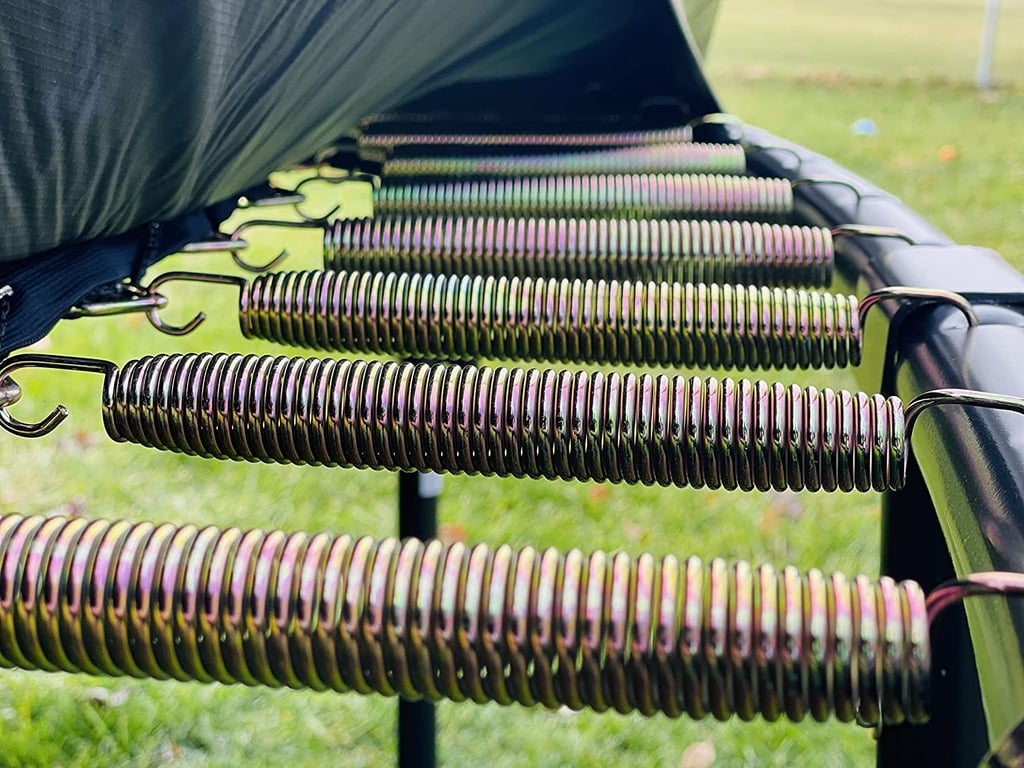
0,512,929,725
380,143,746,178
359,126,695,153
373,174,794,220
324,217,831,287
236,270,860,370
101,352,903,492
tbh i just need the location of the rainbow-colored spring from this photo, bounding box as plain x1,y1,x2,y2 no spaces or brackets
0,513,929,725
323,217,831,286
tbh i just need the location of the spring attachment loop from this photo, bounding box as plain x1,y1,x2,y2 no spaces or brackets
372,174,794,221
0,512,933,725
324,216,832,287
378,143,746,179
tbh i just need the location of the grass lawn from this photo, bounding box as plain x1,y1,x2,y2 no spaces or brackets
0,1,1022,766
707,0,1024,267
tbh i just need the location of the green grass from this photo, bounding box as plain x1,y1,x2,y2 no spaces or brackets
707,0,1024,267
1,2,1023,765
707,0,1024,88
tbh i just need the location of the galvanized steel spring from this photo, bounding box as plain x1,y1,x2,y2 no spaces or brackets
102,353,904,492
239,270,861,370
324,217,832,287
359,126,694,152
373,174,794,220
0,512,929,725
380,143,746,178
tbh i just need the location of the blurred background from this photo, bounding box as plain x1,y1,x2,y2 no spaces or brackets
709,0,1023,266
0,1,1021,765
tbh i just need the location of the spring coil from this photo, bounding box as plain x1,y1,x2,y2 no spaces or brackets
102,353,904,492
324,217,832,287
0,513,929,725
359,126,694,152
372,174,794,220
240,270,861,371
380,143,746,178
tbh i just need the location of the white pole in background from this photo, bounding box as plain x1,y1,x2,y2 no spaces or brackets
976,0,1001,89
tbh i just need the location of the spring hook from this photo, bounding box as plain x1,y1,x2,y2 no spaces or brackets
177,233,261,269
236,185,306,209
0,354,117,438
926,571,1024,624
904,389,1024,443
63,282,169,319
291,173,381,221
792,178,887,205
856,287,979,329
0,378,20,409
223,220,301,273
686,112,745,131
831,224,918,247
3,351,1023,494
0,511,1022,724
324,216,832,287
742,144,804,171
176,230,286,274
372,174,794,220
378,143,747,179
143,272,247,336
179,234,249,254
176,220,305,274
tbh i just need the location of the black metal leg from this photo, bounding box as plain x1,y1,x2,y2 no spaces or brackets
877,457,987,768
398,470,440,768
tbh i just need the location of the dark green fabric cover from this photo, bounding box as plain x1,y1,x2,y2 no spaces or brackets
0,0,712,264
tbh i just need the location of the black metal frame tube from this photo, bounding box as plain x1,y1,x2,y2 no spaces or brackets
741,124,1024,766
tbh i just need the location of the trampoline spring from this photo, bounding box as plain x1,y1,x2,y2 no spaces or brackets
139,270,976,377
95,354,906,492
324,216,831,287
242,272,859,370
372,174,794,220
0,512,937,725
145,270,863,371
358,126,695,154
378,143,747,179
3,353,1017,493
